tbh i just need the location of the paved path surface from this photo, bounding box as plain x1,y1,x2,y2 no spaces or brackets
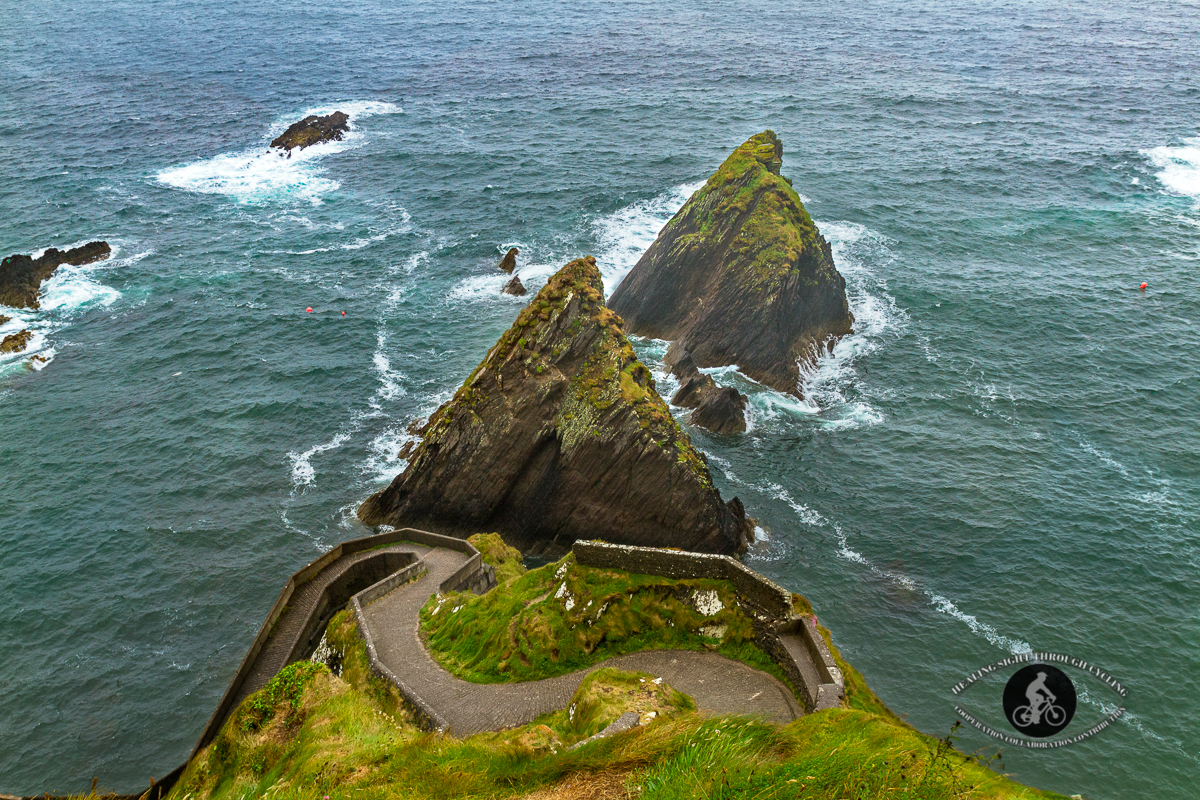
360,547,804,735
231,544,415,709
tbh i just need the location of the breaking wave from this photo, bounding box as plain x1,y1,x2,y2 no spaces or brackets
156,101,401,205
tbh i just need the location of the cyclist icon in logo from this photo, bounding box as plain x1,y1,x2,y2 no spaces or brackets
1012,671,1066,728
1003,664,1076,738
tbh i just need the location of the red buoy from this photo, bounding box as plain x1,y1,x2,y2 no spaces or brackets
341,311,346,317
1139,283,1148,291
306,307,313,312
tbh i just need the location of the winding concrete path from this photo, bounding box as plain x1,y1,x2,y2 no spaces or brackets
359,544,804,735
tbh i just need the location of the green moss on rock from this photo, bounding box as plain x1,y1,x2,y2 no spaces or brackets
609,131,855,396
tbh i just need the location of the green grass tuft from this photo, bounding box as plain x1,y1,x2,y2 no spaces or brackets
467,532,527,584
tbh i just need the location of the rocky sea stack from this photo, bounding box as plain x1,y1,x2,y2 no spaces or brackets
270,112,350,151
0,241,111,309
359,256,754,555
609,131,853,396
497,247,519,274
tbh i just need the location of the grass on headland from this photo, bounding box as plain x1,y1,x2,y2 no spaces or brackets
419,552,788,687
167,608,1069,800
467,532,527,585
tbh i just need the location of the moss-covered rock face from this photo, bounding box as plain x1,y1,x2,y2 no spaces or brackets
359,257,753,555
608,131,854,396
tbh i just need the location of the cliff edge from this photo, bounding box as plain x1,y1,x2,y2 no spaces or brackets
358,256,753,555
608,131,853,396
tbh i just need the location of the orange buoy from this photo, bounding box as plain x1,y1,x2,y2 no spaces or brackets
306,307,313,312
1139,283,1148,291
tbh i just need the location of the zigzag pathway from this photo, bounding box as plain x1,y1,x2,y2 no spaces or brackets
360,547,804,735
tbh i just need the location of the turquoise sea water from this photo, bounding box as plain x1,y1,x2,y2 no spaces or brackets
1,1,1197,796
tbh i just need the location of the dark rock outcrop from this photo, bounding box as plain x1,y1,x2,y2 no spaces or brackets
608,131,853,396
270,112,350,151
690,387,748,434
503,275,527,296
666,348,746,434
0,315,9,326
0,241,111,309
671,374,719,409
0,329,32,354
359,256,754,555
498,247,519,274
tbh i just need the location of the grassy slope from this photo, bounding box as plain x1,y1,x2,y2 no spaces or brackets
167,551,1071,800
420,552,787,688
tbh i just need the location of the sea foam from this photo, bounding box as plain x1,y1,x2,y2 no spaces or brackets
156,101,401,205
1145,138,1200,198
594,182,703,295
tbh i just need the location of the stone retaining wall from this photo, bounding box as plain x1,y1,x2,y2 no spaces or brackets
572,540,793,618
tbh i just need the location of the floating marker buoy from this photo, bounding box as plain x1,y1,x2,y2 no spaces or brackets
341,311,346,317
306,307,313,312
1140,283,1148,291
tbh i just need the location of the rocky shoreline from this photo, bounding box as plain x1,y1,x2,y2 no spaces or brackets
0,241,111,310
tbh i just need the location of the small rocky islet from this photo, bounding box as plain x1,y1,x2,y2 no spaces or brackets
269,111,350,151
609,130,853,402
359,255,755,556
0,241,111,310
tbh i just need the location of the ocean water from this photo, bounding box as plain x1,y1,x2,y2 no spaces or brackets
1,1,1197,796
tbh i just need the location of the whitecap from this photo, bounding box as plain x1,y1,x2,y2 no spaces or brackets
367,332,407,412
287,432,351,488
362,426,415,485
1078,441,1130,479
795,220,906,428
37,266,122,314
445,259,559,306
1144,138,1200,198
157,148,343,205
926,593,1031,654
594,181,703,295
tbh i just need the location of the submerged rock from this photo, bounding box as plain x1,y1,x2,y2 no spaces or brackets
359,256,754,555
270,112,350,151
503,274,527,296
0,241,111,310
498,247,519,274
0,329,32,354
608,131,853,396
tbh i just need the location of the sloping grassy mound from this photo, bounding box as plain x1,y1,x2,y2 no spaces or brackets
468,532,526,585
419,553,782,684
170,610,1069,800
